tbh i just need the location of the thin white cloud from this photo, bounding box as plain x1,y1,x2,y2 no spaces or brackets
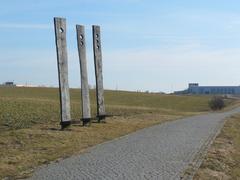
1,45,240,92
103,46,240,92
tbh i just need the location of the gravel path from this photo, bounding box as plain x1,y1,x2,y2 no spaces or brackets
29,107,240,180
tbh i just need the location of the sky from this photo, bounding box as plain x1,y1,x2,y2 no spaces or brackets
1,0,240,93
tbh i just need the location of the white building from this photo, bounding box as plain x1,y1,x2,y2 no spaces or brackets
188,83,240,95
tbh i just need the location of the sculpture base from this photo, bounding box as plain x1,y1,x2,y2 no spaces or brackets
60,121,71,130
97,115,106,123
81,118,91,126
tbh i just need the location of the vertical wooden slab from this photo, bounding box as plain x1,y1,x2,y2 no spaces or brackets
92,25,106,119
76,25,91,125
54,17,71,128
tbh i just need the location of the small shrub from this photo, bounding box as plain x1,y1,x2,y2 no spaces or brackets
209,96,225,110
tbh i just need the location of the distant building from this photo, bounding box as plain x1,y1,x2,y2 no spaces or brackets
175,83,240,95
1,82,16,86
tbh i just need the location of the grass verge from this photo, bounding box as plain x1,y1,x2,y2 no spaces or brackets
194,114,240,179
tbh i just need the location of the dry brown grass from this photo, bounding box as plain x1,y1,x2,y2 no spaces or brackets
194,114,240,180
0,87,235,179
0,113,183,179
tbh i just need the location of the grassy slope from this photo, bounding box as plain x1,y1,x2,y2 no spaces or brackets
194,114,240,180
0,87,211,130
0,87,219,179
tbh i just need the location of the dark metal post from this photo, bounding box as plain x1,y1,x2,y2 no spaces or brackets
54,17,71,129
76,25,91,126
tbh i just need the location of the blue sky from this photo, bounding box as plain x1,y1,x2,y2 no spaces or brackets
1,0,240,92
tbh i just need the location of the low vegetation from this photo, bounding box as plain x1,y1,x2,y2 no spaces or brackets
0,87,236,179
209,96,225,111
194,114,240,179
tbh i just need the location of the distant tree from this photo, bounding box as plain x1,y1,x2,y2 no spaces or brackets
209,96,225,110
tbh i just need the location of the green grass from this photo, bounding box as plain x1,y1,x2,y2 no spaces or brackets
0,86,233,179
0,87,212,130
0,87,211,110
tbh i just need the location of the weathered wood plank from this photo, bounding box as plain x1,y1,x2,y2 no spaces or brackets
92,25,106,119
54,17,71,128
76,25,91,124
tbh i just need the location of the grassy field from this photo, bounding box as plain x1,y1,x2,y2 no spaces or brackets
0,87,234,179
194,114,240,180
0,87,214,130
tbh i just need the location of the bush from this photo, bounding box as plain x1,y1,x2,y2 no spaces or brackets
209,96,225,110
